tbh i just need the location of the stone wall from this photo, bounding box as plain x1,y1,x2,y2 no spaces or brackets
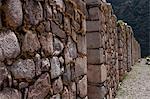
0,0,141,99
86,0,141,99
0,0,87,99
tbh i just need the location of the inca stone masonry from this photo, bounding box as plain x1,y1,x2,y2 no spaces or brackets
0,0,141,99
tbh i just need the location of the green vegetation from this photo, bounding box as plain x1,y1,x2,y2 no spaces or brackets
107,0,150,57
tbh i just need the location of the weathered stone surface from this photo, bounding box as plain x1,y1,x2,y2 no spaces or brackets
87,48,104,64
77,35,87,55
22,30,40,55
0,62,8,86
52,77,63,94
10,59,35,81
0,88,22,99
74,57,87,78
28,73,52,99
19,82,29,89
0,30,20,61
53,37,64,56
87,32,102,48
24,0,43,26
62,87,70,99
51,21,66,38
100,64,107,82
41,58,50,72
63,64,71,84
86,20,101,32
50,94,61,99
88,85,107,99
65,37,77,64
77,75,87,98
3,0,23,28
0,0,88,98
39,32,53,56
88,65,101,83
50,57,61,79
55,0,65,12
88,7,100,20
34,54,42,76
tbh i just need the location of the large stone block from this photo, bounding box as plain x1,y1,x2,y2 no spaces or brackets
64,37,77,64
3,0,23,29
86,20,101,32
50,57,61,79
10,59,35,81
0,88,22,99
72,57,87,80
87,48,104,64
24,0,43,26
0,30,20,61
77,35,87,55
28,73,52,99
88,7,100,20
88,65,101,83
53,37,64,56
22,30,40,55
87,32,102,48
88,64,107,83
88,85,107,99
39,32,53,56
52,77,63,94
77,75,87,98
51,21,66,38
0,62,9,86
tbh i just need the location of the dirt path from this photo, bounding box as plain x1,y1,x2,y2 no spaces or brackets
116,59,150,99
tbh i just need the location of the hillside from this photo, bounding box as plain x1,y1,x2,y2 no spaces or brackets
107,0,150,57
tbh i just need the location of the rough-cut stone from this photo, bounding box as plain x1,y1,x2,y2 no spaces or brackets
39,32,53,56
10,59,35,81
0,88,22,99
41,58,50,72
77,35,87,55
19,82,29,89
0,62,8,86
3,0,23,29
62,87,70,99
53,37,64,56
50,57,61,79
24,0,43,26
50,94,61,99
0,30,20,60
22,30,40,55
28,73,52,99
77,75,87,98
74,57,87,78
34,54,42,76
63,64,71,84
55,0,65,12
52,77,63,94
51,21,66,38
65,37,77,64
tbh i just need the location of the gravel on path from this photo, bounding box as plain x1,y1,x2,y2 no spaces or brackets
115,59,150,99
